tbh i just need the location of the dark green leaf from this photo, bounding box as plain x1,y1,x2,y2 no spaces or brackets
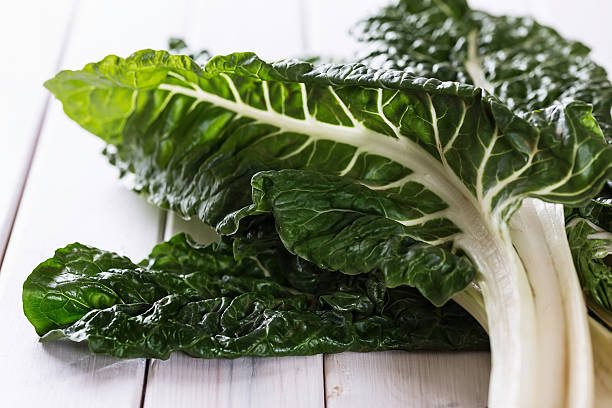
246,169,475,306
354,0,612,138
44,50,612,304
566,217,612,326
354,0,612,318
24,234,488,359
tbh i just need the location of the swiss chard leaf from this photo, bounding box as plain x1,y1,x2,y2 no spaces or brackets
354,0,612,138
44,50,612,305
354,0,612,317
566,217,612,326
23,234,298,336
577,188,612,233
247,169,475,306
23,234,488,359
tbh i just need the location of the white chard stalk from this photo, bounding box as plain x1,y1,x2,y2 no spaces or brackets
457,284,609,407
455,225,539,407
511,199,594,407
458,198,602,408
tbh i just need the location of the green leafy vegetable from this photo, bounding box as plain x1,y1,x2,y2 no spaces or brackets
44,48,610,304
354,0,612,322
353,2,612,405
567,217,612,326
247,169,475,305
23,233,488,359
355,0,612,137
42,46,612,408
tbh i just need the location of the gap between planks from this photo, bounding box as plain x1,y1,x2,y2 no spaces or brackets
139,210,168,408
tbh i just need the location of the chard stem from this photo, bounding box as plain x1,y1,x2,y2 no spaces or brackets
457,226,539,408
453,284,488,332
510,199,569,408
524,200,594,408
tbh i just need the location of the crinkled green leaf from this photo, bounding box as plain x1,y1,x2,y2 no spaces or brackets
566,217,612,326
247,169,475,306
355,0,612,230
23,234,298,336
354,0,612,138
44,50,612,305
23,234,488,359
355,0,612,318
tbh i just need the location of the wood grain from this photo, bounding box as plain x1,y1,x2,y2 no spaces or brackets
302,2,490,407
325,351,491,408
143,2,327,405
0,73,157,408
146,348,324,408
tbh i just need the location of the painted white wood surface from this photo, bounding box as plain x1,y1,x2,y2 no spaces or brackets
147,219,325,408
146,353,324,408
0,63,153,408
0,1,73,261
0,1,189,407
2,1,612,407
325,351,490,408
299,2,490,406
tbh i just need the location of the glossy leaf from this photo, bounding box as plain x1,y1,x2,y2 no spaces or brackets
247,169,475,306
44,50,612,305
354,0,612,318
354,0,612,138
23,234,488,359
566,217,612,326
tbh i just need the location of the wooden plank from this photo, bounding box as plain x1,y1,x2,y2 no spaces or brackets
146,2,612,407
144,218,325,408
325,351,491,408
3,2,605,408
0,1,190,407
146,332,323,408
144,214,325,408
146,354,323,408
0,0,73,262
0,80,156,408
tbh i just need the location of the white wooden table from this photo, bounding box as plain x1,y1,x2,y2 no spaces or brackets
1,1,610,407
